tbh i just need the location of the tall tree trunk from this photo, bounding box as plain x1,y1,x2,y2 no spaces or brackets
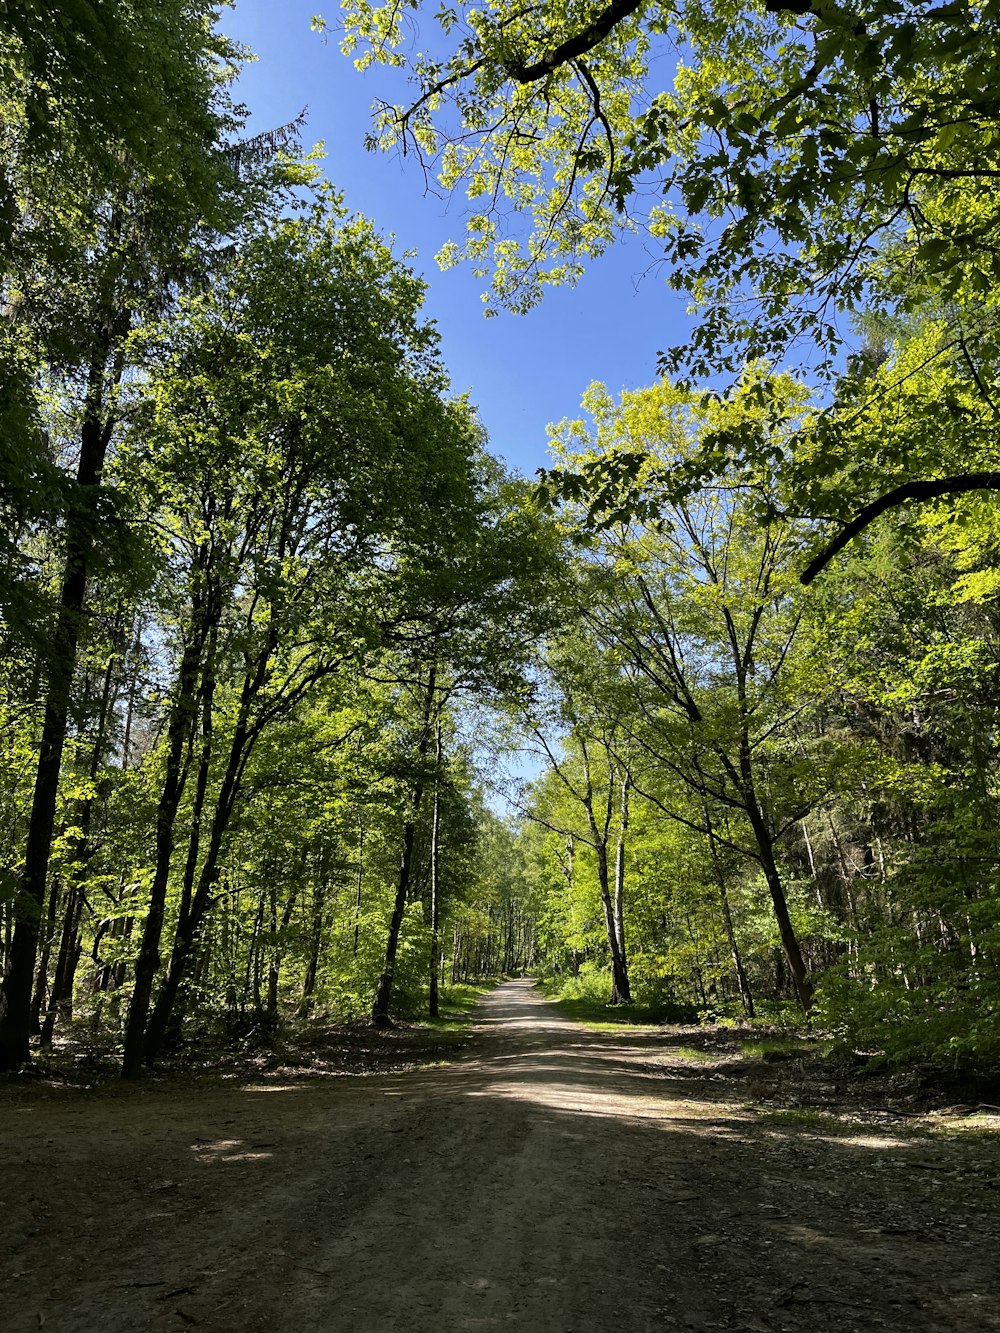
580,748,631,1005
300,868,327,1013
40,642,119,1047
244,892,266,1013
753,816,813,1010
39,886,85,1049
30,876,62,1035
266,879,299,1019
121,574,212,1079
142,600,289,1064
372,665,436,1026
353,819,364,957
613,771,629,968
594,839,632,1004
0,344,118,1071
141,710,251,1063
428,723,443,1019
734,711,812,1011
702,805,754,1018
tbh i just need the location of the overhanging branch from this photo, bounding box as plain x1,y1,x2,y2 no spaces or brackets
801,471,1000,584
505,0,646,83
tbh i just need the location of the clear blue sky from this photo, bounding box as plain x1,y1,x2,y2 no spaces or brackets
224,1,690,478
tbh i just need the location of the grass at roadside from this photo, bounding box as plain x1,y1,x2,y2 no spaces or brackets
741,1035,833,1061
414,978,503,1033
535,976,692,1029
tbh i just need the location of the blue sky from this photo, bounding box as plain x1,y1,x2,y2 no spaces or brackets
224,0,690,479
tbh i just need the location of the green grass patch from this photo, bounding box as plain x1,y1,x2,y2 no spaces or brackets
741,1036,832,1062
665,1044,716,1062
414,979,502,1032
540,985,682,1029
534,971,701,1028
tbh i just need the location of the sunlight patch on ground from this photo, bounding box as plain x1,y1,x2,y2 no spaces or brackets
239,1083,303,1094
467,1077,741,1127
191,1137,275,1162
763,1130,918,1151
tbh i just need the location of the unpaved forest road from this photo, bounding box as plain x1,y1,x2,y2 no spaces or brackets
3,980,1000,1333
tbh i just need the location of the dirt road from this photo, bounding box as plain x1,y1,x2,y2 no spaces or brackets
3,978,999,1332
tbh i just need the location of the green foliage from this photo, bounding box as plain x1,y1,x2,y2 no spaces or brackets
333,0,1000,363
9,0,1000,1081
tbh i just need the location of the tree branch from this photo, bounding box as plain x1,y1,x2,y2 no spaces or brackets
505,0,646,83
801,472,1000,584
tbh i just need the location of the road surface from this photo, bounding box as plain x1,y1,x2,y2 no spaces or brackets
3,978,998,1331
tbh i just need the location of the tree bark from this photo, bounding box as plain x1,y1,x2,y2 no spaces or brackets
121,573,212,1079
702,805,754,1018
428,723,443,1019
754,818,813,1010
613,771,629,969
581,748,631,1005
372,665,436,1025
39,886,85,1049
0,346,116,1071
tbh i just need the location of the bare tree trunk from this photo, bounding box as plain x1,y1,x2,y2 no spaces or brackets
702,806,754,1019
353,819,364,957
121,575,213,1079
0,342,119,1070
372,666,436,1025
428,724,443,1019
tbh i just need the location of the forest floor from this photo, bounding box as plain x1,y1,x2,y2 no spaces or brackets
2,978,999,1333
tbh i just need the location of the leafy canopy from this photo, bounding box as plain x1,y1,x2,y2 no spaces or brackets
326,0,1000,374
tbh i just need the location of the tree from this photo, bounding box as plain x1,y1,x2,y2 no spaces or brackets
521,635,634,1003
0,2,252,1072
547,378,849,1008
330,0,1000,568
118,193,497,1072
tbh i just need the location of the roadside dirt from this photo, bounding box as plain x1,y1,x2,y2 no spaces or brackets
2,978,998,1332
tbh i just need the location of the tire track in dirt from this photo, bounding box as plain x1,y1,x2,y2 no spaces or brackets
3,979,998,1332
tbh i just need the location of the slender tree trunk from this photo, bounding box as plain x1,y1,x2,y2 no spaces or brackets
686,913,709,1007
300,871,326,1013
734,711,812,1011
353,818,364,957
141,587,289,1066
753,818,813,1010
613,772,629,969
267,879,299,1019
245,892,265,1013
372,666,436,1025
121,580,211,1079
717,872,754,1018
39,887,85,1049
702,806,754,1018
428,724,443,1019
0,349,117,1070
141,712,251,1063
40,643,119,1046
30,877,62,1035
594,841,632,1004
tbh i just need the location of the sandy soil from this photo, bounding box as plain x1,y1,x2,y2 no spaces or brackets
2,978,999,1332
